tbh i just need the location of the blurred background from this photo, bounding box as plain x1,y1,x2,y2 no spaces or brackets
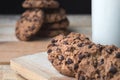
0,0,91,14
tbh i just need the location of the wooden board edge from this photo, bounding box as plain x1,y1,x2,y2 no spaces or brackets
10,53,75,80
0,62,10,65
10,60,48,80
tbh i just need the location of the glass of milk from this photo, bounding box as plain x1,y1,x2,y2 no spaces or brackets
92,0,120,47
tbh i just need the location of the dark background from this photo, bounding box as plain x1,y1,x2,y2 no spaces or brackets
0,0,91,14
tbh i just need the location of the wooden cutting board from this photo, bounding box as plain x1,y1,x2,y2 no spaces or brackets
10,52,75,80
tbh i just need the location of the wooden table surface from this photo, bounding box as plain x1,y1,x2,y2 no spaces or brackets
0,15,91,80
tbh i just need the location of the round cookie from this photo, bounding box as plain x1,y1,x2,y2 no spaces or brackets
76,45,120,80
41,18,69,30
45,8,66,23
22,0,59,9
48,32,120,79
16,9,44,41
37,29,69,37
47,32,92,77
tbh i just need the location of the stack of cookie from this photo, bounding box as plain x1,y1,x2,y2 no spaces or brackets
16,0,69,41
47,32,120,80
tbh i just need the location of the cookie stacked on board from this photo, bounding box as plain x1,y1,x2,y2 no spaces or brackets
16,0,69,41
47,32,120,80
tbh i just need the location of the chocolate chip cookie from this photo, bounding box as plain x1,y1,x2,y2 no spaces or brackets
37,29,69,37
76,45,120,80
16,9,44,41
45,8,66,23
41,18,69,30
47,32,92,77
48,32,120,79
22,0,59,9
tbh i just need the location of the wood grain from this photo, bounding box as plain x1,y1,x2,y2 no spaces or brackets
0,41,50,64
10,52,75,80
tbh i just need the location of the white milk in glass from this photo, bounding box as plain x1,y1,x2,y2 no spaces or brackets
92,0,120,47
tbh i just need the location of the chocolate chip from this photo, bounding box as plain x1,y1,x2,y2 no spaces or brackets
66,47,75,52
73,41,77,44
56,48,61,51
96,69,100,75
74,63,78,70
58,55,64,61
97,44,103,52
24,34,30,38
85,52,90,57
88,44,93,48
29,3,32,7
29,26,35,31
47,49,52,53
106,48,113,54
25,29,28,33
115,52,120,58
20,20,23,23
50,60,53,63
51,39,57,43
100,59,104,65
63,41,68,45
78,54,85,60
33,15,38,18
93,59,98,68
28,19,32,22
109,66,117,74
85,37,89,40
96,69,100,78
76,37,80,40
16,27,18,30
77,43,84,47
78,76,85,80
16,33,20,39
66,58,73,64
78,60,81,63
34,19,39,22
51,44,57,46
94,63,97,68
25,17,28,21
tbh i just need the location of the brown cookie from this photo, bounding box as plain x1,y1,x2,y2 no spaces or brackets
47,32,92,77
22,0,59,9
76,45,120,80
37,29,69,37
45,8,66,23
16,9,44,41
47,32,120,79
41,18,69,30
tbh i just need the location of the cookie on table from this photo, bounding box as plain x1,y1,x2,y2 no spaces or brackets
45,8,66,23
37,29,69,37
22,0,59,9
47,32,93,77
76,45,120,80
41,18,69,30
16,9,44,41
